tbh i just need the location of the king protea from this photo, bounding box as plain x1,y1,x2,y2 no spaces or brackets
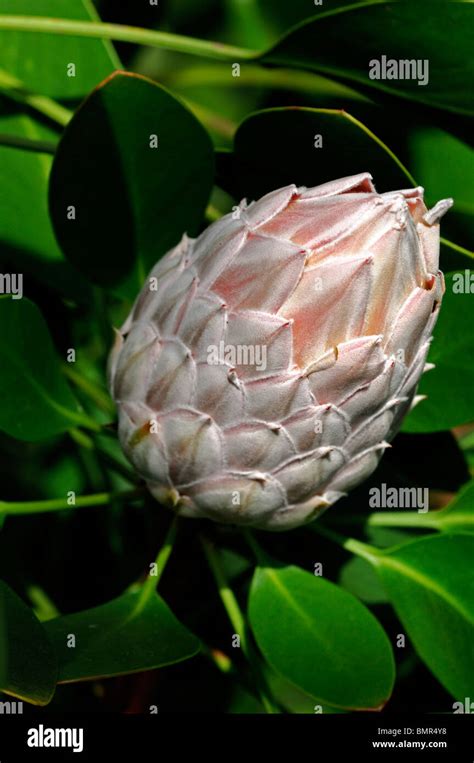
109,173,452,530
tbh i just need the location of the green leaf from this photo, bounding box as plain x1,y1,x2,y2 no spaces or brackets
219,548,253,580
429,481,474,533
49,71,214,296
367,526,417,549
409,127,474,250
228,685,264,714
223,0,273,49
256,0,355,42
220,106,412,201
265,667,345,714
257,0,463,45
0,0,118,299
248,564,395,710
339,556,389,604
0,298,87,441
366,534,474,698
403,273,474,432
0,103,91,301
0,581,57,704
0,0,119,98
44,589,200,682
262,1,474,116
0,106,59,258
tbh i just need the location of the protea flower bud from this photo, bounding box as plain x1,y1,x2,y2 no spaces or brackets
109,173,452,530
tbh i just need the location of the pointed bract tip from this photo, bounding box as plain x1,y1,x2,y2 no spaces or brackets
423,198,453,226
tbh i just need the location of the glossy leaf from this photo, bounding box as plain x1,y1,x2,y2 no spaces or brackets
257,0,457,37
0,106,59,259
0,100,93,302
339,556,389,605
44,589,200,682
409,127,474,249
257,0,354,42
49,71,214,296
403,273,474,432
248,564,395,710
0,0,119,98
0,298,85,441
263,2,474,116
265,668,344,714
367,534,474,698
0,0,118,299
0,581,57,704
219,107,411,201
429,481,474,533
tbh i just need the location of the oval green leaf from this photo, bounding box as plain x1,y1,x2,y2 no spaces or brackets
0,105,91,302
0,298,86,441
49,71,215,296
263,1,474,116
44,589,200,682
220,106,411,201
0,0,119,98
248,564,395,710
0,581,57,704
368,533,474,698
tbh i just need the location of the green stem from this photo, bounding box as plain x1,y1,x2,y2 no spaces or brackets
200,535,278,713
441,237,474,260
367,511,440,531
201,536,248,649
68,428,138,484
0,133,57,153
63,365,116,417
167,64,368,101
311,523,382,565
27,585,60,622
201,644,234,674
137,517,179,604
0,16,258,61
93,446,138,484
65,408,103,432
69,427,94,450
0,68,72,127
92,286,114,358
241,528,270,565
201,641,276,707
0,488,143,515
70,425,110,494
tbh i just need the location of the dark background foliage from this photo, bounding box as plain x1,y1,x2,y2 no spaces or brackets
0,0,472,714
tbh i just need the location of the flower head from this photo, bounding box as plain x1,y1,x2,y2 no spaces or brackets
109,173,452,530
